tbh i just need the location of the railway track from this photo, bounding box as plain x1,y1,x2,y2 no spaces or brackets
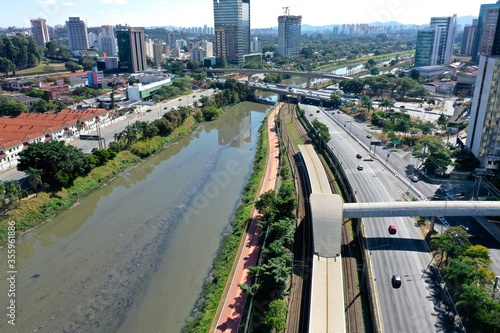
281,104,365,333
318,125,366,333
279,103,310,333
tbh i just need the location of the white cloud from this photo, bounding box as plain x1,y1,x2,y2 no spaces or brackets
101,0,128,4
63,2,75,6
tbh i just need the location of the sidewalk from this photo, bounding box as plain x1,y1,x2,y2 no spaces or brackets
213,103,281,333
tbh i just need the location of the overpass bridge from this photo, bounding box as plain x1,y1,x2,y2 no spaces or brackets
190,68,352,88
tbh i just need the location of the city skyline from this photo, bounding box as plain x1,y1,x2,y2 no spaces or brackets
3,0,490,30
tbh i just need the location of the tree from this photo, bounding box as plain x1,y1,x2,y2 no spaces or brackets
26,167,43,193
17,140,90,188
27,89,46,100
365,58,376,69
263,299,288,333
412,137,451,173
394,77,416,98
329,90,343,108
0,96,29,116
65,61,82,72
426,98,436,109
29,99,48,113
339,78,364,94
379,97,395,110
409,69,420,81
312,119,331,145
360,95,373,113
437,113,448,132
4,180,22,202
80,56,97,71
0,57,15,76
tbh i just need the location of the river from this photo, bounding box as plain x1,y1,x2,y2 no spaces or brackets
0,102,268,333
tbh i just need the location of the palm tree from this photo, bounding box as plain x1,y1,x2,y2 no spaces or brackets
26,167,43,193
123,125,139,145
379,97,395,110
360,95,372,114
113,131,125,143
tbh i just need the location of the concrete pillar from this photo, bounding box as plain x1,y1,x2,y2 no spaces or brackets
307,78,311,88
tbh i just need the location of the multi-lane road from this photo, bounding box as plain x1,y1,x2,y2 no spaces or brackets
301,104,499,332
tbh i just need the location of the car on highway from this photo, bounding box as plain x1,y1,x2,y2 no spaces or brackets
391,275,401,288
316,109,320,113
356,153,363,159
146,109,152,112
411,176,418,182
366,134,372,138
388,224,397,234
357,165,363,170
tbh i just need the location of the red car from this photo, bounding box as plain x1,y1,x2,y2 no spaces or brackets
388,225,397,234
356,153,363,159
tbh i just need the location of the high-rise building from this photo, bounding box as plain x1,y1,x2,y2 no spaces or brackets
30,18,49,46
277,14,302,57
98,35,117,56
88,32,99,48
471,2,500,63
145,39,155,58
461,19,477,56
101,25,114,37
166,31,176,49
414,30,440,67
117,27,147,73
200,40,213,57
466,55,500,169
66,17,89,51
153,40,163,67
213,0,250,66
250,37,262,53
414,15,456,67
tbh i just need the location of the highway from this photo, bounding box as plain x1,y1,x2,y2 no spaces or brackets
302,104,459,332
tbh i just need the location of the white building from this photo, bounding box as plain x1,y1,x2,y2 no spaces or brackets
466,55,500,169
98,35,117,56
250,37,262,53
127,78,172,101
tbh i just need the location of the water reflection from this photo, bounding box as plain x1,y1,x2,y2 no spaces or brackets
0,102,269,333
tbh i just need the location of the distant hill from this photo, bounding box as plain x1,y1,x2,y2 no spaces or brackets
456,15,477,27
296,16,477,32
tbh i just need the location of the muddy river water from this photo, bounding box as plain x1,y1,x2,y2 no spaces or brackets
0,102,268,333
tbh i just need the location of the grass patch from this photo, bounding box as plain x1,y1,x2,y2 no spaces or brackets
283,105,307,149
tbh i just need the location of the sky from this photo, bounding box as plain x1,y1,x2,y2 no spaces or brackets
1,0,491,29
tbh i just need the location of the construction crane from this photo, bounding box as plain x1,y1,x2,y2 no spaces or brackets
282,5,298,16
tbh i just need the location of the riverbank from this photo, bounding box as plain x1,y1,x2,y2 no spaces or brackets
0,118,199,247
181,105,271,332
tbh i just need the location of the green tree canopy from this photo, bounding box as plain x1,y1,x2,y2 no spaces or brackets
65,61,82,72
17,140,91,188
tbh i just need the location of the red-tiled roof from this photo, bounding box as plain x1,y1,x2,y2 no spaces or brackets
0,108,110,150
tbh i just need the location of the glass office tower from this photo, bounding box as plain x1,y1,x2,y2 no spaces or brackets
213,0,250,66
